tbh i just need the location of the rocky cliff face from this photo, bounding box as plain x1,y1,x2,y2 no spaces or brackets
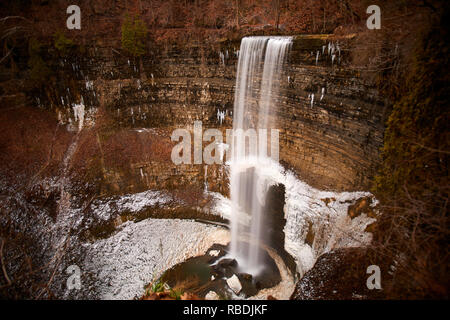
13,34,384,200
281,35,385,190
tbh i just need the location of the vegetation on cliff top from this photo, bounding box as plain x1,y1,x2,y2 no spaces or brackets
121,15,148,57
53,31,75,55
372,4,449,299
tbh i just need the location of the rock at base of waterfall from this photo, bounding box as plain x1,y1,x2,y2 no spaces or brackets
238,273,252,281
226,274,242,294
205,291,220,300
217,258,237,268
209,249,220,257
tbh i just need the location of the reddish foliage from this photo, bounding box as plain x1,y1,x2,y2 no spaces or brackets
0,0,373,46
70,125,174,179
101,129,174,169
0,104,73,187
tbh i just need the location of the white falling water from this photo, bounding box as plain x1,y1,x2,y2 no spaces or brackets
73,102,85,131
229,36,292,275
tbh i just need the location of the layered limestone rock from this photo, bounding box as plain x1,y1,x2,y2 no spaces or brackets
29,35,384,194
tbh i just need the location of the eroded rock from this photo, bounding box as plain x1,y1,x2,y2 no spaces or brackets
226,274,242,294
205,291,220,300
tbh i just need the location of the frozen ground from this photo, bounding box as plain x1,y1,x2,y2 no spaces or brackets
79,219,229,300
1,157,376,300
213,157,377,278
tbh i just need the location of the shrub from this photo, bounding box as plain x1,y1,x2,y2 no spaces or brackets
121,15,148,57
372,6,449,299
53,31,74,55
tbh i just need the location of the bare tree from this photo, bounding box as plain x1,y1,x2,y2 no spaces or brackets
274,0,281,30
235,0,240,29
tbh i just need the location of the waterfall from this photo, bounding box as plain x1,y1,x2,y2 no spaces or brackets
230,36,292,274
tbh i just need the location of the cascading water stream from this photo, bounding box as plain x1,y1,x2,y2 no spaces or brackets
230,36,292,275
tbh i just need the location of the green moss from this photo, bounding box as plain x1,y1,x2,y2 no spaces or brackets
121,15,148,57
53,31,75,55
373,26,449,198
168,288,184,300
147,279,167,294
291,35,329,51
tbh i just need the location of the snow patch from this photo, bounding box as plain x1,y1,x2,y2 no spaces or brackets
80,219,229,299
90,190,173,221
213,157,376,277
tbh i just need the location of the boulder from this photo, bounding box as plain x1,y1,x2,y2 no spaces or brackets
226,274,242,294
217,258,237,268
348,197,373,219
205,291,220,300
238,273,252,281
209,250,220,257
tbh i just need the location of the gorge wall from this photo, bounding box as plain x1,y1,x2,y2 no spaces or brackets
0,34,385,299
3,35,386,200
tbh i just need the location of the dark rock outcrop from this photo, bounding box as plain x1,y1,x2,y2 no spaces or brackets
290,248,388,300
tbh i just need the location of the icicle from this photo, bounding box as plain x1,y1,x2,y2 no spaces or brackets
315,51,320,65
320,87,325,101
204,165,208,192
72,102,85,131
217,109,225,125
311,93,314,108
86,80,94,90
